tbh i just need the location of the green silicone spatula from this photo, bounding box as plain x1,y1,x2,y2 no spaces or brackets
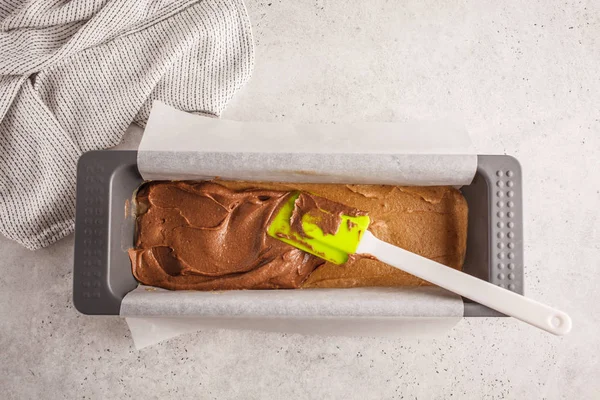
268,192,572,336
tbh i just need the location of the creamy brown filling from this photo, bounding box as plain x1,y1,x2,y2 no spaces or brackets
130,180,468,290
129,181,327,290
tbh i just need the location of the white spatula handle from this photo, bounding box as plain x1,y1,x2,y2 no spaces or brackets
357,231,571,335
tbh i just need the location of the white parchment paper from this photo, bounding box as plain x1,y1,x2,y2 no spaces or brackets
126,316,461,349
138,101,476,185
124,101,476,348
122,286,460,317
123,286,464,349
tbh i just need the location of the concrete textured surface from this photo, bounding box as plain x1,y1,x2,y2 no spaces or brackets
1,0,599,398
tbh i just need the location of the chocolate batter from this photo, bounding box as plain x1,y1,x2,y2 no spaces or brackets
131,180,469,290
129,181,326,290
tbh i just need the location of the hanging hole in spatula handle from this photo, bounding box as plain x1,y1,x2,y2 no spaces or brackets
547,312,572,336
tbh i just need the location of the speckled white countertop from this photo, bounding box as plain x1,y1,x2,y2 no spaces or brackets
1,1,598,398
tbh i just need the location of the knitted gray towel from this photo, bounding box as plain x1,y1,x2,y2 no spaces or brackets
0,0,254,250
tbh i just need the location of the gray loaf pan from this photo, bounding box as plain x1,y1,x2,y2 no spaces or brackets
73,150,524,317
